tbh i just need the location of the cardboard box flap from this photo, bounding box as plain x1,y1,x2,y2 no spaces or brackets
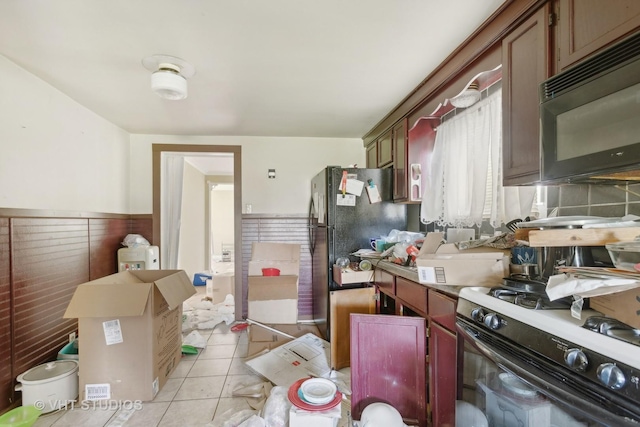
138,270,195,309
86,270,146,285
63,283,152,318
251,243,301,261
248,260,300,276
248,276,298,301
419,232,445,255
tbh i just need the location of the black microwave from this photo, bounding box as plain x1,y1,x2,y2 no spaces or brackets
540,31,640,183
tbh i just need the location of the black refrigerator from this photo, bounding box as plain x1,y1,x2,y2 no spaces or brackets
309,166,407,340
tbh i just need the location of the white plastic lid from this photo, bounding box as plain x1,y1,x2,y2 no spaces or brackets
19,360,78,384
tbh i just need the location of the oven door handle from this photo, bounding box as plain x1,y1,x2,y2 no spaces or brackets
457,320,640,426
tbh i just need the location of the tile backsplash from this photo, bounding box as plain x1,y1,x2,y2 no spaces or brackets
409,182,640,241
546,183,640,217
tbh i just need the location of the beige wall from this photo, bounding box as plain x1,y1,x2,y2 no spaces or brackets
0,55,366,215
129,135,366,215
0,55,130,212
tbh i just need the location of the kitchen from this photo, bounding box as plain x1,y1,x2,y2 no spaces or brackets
2,0,640,426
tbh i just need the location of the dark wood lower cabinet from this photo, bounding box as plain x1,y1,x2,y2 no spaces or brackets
369,270,457,427
429,321,457,427
350,313,427,427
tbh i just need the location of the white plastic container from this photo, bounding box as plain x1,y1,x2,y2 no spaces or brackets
15,360,79,413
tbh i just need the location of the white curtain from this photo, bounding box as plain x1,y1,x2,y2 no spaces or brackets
421,87,536,228
161,154,185,269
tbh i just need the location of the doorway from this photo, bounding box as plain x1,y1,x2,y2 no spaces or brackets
152,144,242,320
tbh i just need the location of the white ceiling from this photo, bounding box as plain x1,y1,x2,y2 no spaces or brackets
0,0,506,138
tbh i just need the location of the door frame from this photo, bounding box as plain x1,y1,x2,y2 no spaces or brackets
152,144,242,320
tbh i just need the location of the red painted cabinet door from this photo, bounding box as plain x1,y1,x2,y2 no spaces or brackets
350,314,427,427
429,321,457,427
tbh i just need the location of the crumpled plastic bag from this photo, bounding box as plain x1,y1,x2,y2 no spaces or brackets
262,386,291,427
121,234,150,247
182,295,235,330
182,330,207,348
546,273,639,301
238,415,265,427
385,229,424,244
456,232,518,250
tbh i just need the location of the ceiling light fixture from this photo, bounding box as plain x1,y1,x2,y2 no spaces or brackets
449,81,481,108
142,55,195,100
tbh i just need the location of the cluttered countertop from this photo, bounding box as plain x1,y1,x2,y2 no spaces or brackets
372,260,467,298
354,216,640,302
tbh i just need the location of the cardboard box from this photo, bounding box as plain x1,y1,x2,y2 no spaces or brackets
247,243,300,324
590,287,640,329
247,322,321,357
290,405,340,427
416,232,509,286
332,265,373,285
248,276,298,324
205,272,234,303
63,270,195,402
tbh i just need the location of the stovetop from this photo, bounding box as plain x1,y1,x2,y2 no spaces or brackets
458,286,640,371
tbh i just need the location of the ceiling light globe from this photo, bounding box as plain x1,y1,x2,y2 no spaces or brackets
151,70,187,100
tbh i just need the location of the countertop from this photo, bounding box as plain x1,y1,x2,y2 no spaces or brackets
373,260,466,298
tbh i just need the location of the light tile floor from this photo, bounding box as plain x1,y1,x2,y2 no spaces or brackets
32,322,352,427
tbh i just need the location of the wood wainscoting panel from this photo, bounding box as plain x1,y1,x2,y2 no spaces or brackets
10,218,89,376
89,218,129,280
129,216,153,245
0,219,12,408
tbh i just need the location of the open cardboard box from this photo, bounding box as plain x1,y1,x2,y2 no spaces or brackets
248,243,300,324
205,272,234,304
590,286,640,329
63,270,195,402
416,232,509,286
332,265,373,285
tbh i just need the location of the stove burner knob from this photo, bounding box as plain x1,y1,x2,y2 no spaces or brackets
597,363,626,390
471,308,485,322
483,313,503,330
564,348,588,372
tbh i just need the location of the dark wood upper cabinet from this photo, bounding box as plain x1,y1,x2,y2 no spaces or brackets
377,130,393,168
556,0,640,72
366,142,377,168
392,119,408,201
502,4,551,186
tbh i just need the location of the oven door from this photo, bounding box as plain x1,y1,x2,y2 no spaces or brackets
457,317,640,427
